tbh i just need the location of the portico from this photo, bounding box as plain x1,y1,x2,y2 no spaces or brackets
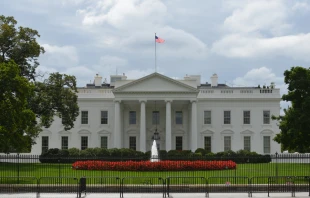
112,73,199,152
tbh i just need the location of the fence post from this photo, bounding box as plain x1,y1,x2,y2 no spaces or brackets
58,158,61,179
17,153,20,184
79,177,86,198
275,152,278,178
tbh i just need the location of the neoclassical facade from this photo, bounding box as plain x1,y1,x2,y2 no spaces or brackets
30,72,281,154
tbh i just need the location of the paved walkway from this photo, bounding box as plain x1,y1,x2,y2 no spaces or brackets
0,193,309,198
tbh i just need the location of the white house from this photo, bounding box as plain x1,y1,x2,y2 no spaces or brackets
30,72,281,155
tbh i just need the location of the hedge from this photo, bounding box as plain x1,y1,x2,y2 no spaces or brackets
39,148,271,164
39,148,148,163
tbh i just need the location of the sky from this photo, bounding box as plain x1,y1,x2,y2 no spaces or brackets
1,0,310,111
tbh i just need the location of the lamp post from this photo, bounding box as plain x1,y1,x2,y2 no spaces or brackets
152,101,160,152
152,129,160,141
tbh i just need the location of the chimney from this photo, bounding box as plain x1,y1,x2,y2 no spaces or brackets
211,73,218,87
94,74,102,87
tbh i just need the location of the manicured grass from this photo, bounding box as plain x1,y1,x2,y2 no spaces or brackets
0,162,309,184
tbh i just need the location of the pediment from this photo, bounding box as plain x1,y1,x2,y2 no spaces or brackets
220,129,234,134
113,73,198,93
260,129,274,134
240,130,254,134
78,129,91,134
97,130,111,134
200,129,215,134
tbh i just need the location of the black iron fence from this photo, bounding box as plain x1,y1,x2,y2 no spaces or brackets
0,154,309,197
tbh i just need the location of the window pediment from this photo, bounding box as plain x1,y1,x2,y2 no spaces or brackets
41,130,52,134
58,130,72,134
240,130,254,134
78,129,91,134
200,129,215,134
220,129,234,134
175,129,185,134
260,129,274,134
97,130,111,134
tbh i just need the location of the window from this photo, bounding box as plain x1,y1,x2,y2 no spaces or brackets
204,111,211,124
81,111,88,124
204,136,211,153
263,136,271,153
129,136,136,150
61,136,68,150
81,136,88,150
101,136,108,149
243,111,250,124
152,111,159,125
244,136,251,151
175,111,183,124
42,136,49,153
101,111,108,124
176,136,183,150
263,111,270,124
224,136,231,151
129,111,136,125
224,111,231,124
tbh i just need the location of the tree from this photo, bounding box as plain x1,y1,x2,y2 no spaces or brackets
0,15,44,80
273,66,310,153
0,15,79,153
0,61,37,152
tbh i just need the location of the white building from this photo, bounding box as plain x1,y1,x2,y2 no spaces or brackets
30,72,281,155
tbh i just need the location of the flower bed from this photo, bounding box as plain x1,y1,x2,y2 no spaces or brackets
72,160,236,171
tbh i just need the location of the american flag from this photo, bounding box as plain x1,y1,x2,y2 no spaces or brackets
155,36,165,43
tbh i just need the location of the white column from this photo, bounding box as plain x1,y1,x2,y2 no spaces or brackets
165,100,172,151
139,100,146,152
191,100,198,152
114,100,121,148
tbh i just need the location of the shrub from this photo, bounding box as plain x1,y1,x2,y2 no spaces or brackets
95,148,110,157
195,148,207,156
68,148,80,156
159,150,167,159
109,148,122,157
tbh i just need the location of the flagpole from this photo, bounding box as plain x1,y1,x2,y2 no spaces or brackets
155,33,157,73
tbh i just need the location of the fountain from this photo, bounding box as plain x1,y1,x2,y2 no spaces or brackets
150,140,159,162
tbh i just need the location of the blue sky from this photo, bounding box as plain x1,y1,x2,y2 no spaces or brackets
1,0,310,110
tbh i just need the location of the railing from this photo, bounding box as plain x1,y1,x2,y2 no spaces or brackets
121,177,165,198
0,176,309,197
166,177,207,197
0,154,309,196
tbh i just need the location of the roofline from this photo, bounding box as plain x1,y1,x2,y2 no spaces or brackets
113,72,199,92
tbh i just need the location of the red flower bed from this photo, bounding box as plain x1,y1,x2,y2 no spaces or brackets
72,160,236,171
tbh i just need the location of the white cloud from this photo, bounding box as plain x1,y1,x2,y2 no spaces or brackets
212,33,310,61
233,67,282,87
77,0,167,28
75,0,208,59
292,2,310,12
223,0,290,36
212,0,310,61
40,44,79,68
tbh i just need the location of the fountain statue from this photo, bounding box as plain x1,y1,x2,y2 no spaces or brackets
150,140,159,162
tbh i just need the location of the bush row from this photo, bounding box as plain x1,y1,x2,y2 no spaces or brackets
39,148,271,164
72,160,237,171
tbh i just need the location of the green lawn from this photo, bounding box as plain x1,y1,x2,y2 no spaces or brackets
0,162,309,184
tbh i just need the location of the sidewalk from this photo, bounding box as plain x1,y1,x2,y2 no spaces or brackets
0,192,309,198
